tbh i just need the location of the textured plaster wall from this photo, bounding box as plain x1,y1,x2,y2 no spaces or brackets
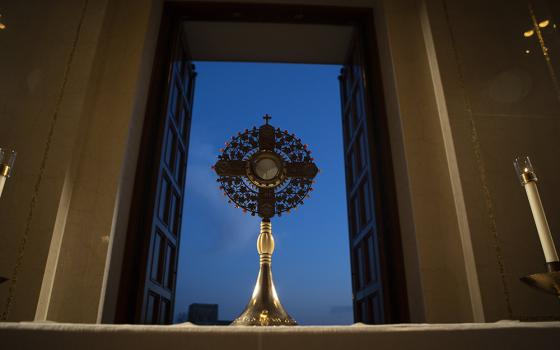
379,0,475,322
0,0,160,322
44,0,162,323
0,0,110,321
423,0,560,321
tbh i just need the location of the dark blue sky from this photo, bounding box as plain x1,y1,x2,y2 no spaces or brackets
174,62,352,325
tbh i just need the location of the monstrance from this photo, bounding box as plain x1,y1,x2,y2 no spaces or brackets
213,115,318,326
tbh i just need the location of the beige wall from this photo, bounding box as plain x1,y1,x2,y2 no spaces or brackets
0,0,111,321
0,0,161,322
0,0,558,324
423,0,560,321
379,0,477,322
43,0,163,323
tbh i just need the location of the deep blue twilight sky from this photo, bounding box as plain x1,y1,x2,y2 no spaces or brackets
174,62,352,325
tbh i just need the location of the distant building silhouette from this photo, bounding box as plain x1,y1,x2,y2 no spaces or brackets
186,303,231,325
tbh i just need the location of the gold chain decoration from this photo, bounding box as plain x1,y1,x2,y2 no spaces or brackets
441,0,513,318
528,1,560,103
1,0,89,320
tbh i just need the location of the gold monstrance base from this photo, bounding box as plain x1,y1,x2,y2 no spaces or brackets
231,219,297,326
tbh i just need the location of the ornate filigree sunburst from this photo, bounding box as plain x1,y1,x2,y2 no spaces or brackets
213,115,318,219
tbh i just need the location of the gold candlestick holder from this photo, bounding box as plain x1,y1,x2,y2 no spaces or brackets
0,147,16,179
521,262,560,297
0,147,16,285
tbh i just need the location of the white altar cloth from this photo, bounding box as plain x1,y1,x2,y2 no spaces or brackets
1,321,559,350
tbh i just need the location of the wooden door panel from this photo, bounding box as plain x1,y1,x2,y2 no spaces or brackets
340,33,386,324
163,242,177,290
137,27,196,324
164,127,178,173
149,230,165,284
159,298,171,324
157,175,171,226
145,291,157,323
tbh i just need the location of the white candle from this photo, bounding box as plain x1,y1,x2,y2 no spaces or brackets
0,148,16,199
514,156,560,263
523,180,559,262
0,174,5,198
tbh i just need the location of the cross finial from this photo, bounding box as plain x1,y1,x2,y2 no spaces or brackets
263,114,272,125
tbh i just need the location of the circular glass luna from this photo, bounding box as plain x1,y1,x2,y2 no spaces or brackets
247,151,285,188
254,158,279,180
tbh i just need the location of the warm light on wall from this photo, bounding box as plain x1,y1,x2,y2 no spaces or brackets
538,19,550,28
523,19,552,38
0,14,5,30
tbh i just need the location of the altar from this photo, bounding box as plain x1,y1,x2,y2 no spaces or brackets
1,321,559,350
2,0,560,332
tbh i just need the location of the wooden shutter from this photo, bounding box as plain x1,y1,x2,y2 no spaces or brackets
339,34,385,324
131,28,196,324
